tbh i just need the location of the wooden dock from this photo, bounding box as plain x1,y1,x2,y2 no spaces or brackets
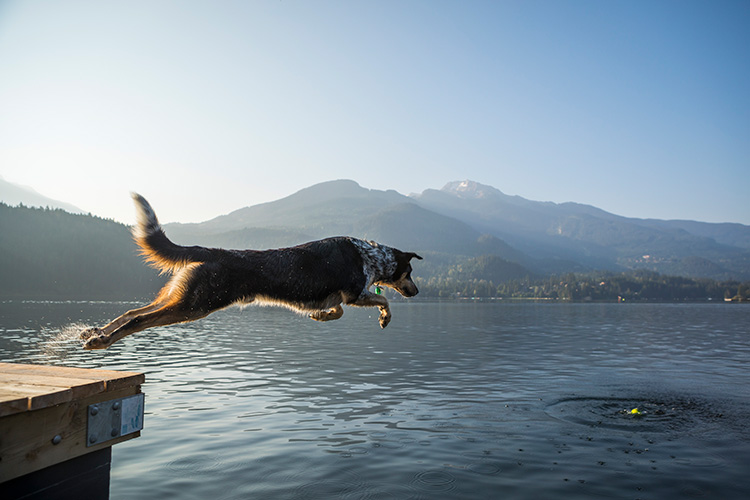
0,362,145,499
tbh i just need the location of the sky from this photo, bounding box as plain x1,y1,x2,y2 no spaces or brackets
0,0,748,225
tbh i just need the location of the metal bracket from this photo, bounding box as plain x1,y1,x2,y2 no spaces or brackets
87,393,144,447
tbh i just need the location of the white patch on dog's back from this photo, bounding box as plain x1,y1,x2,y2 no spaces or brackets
349,238,397,287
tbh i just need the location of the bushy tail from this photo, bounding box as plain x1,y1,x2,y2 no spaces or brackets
131,193,212,274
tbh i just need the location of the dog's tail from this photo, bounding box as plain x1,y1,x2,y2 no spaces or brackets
131,193,213,274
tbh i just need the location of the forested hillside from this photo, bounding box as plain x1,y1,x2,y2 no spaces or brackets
0,203,164,299
414,269,749,301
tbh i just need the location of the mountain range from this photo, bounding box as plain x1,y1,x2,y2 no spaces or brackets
160,179,750,281
3,177,749,283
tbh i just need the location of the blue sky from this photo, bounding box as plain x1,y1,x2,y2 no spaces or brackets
0,0,747,225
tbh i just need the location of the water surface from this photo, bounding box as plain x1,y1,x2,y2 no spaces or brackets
1,301,749,498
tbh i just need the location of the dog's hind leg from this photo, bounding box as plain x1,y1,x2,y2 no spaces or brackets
82,264,209,348
80,301,166,341
83,303,208,350
309,304,344,322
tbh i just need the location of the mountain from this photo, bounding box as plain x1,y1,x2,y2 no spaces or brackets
635,219,750,250
0,176,84,214
165,180,411,239
0,203,164,299
412,180,750,280
164,179,525,262
162,178,750,280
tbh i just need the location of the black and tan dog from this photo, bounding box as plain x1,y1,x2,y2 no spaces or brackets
81,193,422,349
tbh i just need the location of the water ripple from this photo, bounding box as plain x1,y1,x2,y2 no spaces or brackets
545,395,729,434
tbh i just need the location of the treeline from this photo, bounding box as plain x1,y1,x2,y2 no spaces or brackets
414,269,749,301
0,203,165,299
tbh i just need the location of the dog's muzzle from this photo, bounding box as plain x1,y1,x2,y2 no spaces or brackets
399,281,419,297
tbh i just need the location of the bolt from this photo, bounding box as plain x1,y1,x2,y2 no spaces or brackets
113,401,120,411
89,435,97,444
111,428,119,437
90,406,99,416
52,435,62,445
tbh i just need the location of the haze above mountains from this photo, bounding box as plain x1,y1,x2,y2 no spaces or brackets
3,177,749,281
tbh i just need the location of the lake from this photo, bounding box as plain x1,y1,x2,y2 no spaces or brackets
1,301,749,499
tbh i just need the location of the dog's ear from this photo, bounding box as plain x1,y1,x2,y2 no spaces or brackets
408,252,423,261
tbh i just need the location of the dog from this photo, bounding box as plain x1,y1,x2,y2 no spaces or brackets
80,193,422,349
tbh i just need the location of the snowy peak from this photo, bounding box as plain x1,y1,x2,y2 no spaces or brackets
441,180,504,199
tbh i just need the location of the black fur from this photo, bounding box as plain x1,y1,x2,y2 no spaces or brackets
80,193,422,349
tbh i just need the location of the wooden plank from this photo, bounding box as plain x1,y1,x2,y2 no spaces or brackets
105,372,145,391
0,362,145,481
0,373,105,400
0,385,141,482
1,383,73,412
0,363,144,386
0,363,144,414
0,389,29,417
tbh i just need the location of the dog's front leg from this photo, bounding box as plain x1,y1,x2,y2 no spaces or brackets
350,292,391,328
378,304,391,328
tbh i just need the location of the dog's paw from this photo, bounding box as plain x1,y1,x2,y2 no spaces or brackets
80,327,101,340
379,311,391,329
83,333,111,350
310,306,344,322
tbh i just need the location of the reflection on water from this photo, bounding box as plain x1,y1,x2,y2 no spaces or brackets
1,301,749,499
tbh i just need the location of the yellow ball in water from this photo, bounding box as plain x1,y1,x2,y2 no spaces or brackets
630,408,641,415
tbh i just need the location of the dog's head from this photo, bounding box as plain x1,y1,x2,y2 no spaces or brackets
379,250,423,297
